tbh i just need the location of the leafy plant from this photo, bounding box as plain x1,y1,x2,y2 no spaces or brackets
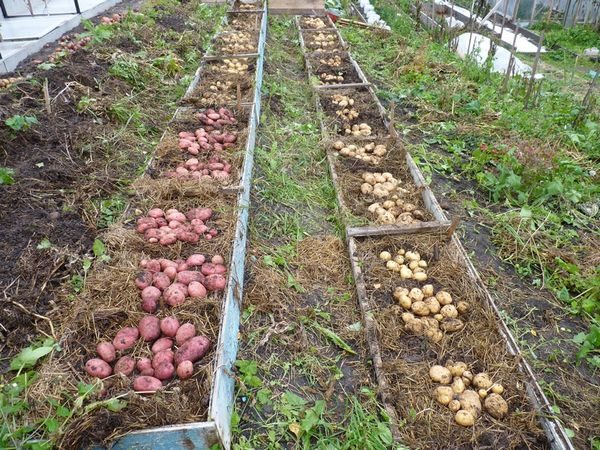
573,324,600,368
0,167,15,185
4,115,38,132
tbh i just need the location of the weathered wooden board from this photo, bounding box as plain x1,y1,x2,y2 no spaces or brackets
269,0,324,15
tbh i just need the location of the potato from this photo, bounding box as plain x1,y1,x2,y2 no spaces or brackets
429,365,452,384
448,399,461,412
440,318,464,333
436,291,453,305
96,342,116,363
424,297,441,314
152,337,173,353
462,370,473,386
152,272,171,290
175,323,196,345
458,390,482,418
452,377,466,394
456,301,469,314
139,315,161,342
413,272,428,282
398,295,412,310
164,266,177,281
142,297,158,314
187,254,206,266
188,281,208,298
113,327,139,350
177,271,204,285
160,316,180,337
422,284,434,297
491,384,504,395
405,318,424,335
174,336,211,365
140,368,154,376
440,305,458,319
478,389,488,399
177,360,194,380
484,393,508,419
133,376,163,393
135,271,153,290
141,286,161,303
401,312,414,323
114,356,135,376
136,357,152,372
152,349,174,368
434,386,454,406
411,301,429,316
455,410,475,427
409,288,424,302
85,358,112,378
393,287,409,300
448,362,467,377
154,362,175,380
164,283,188,306
204,274,226,291
473,372,492,390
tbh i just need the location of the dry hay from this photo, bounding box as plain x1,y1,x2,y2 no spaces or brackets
226,12,263,31
317,86,389,138
28,245,223,449
352,232,549,449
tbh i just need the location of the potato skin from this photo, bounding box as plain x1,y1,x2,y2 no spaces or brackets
188,281,207,298
114,356,135,376
152,349,174,368
133,376,163,392
175,323,196,345
113,327,140,350
176,360,194,380
138,315,161,342
96,341,116,363
204,274,226,291
141,297,158,314
160,316,180,337
176,271,204,285
152,337,173,354
85,358,112,378
174,336,211,365
141,286,161,303
136,357,152,372
154,362,175,380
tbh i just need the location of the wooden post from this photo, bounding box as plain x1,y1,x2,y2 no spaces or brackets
563,0,572,26
524,32,544,108
529,0,537,24
500,0,510,39
448,0,456,49
572,0,582,26
466,0,477,59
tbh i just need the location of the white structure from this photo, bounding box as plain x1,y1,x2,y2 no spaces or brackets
357,0,391,30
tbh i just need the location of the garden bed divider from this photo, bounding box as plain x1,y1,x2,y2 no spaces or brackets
105,3,267,449
295,13,576,450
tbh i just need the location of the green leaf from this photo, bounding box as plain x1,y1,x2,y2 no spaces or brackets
235,360,257,376
257,388,272,405
308,320,357,355
82,258,92,272
282,391,307,409
36,238,53,250
519,207,532,219
92,239,106,257
0,167,15,185
377,422,393,445
10,342,56,370
565,428,575,438
300,400,325,432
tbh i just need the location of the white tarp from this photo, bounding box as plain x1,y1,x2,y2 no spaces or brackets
358,0,391,30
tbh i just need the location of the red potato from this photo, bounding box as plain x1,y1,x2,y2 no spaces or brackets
135,271,153,290
152,349,174,368
176,262,189,272
154,362,175,380
136,357,152,372
188,281,207,299
187,254,206,266
164,283,188,307
166,211,187,223
174,336,211,365
164,266,177,281
140,368,154,376
148,208,164,218
85,358,112,378
175,323,196,345
142,297,158,314
145,260,162,273
114,356,135,376
141,286,161,302
212,255,224,265
204,274,227,291
152,337,173,353
186,208,212,222
152,272,171,290
113,327,140,350
159,259,177,270
133,376,163,393
96,342,116,363
139,315,161,341
176,270,204,285
177,360,194,380
159,234,178,246
160,316,180,337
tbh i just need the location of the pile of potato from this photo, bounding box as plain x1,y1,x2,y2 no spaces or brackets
136,255,226,312
303,17,327,29
196,107,238,130
395,285,469,341
47,34,92,62
99,12,125,24
200,80,238,104
309,32,338,49
238,3,258,10
332,95,359,121
178,128,237,155
345,123,372,136
217,31,255,54
0,77,23,90
85,315,211,393
165,155,232,182
136,207,218,245
320,72,344,84
379,248,428,281
430,362,509,426
210,58,251,75
332,140,386,164
319,55,342,67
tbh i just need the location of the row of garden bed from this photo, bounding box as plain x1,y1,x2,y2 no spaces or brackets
296,14,574,450
22,2,266,449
